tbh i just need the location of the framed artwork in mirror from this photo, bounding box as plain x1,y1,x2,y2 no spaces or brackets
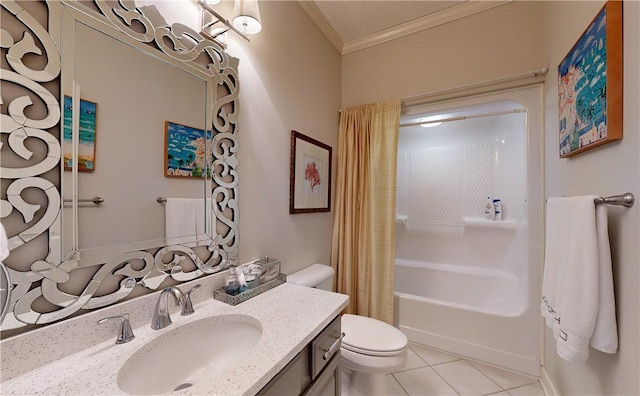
164,121,212,178
289,130,332,214
558,0,622,158
63,96,97,171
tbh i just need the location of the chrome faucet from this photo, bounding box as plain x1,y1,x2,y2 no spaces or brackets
98,313,135,344
151,286,186,330
182,284,201,315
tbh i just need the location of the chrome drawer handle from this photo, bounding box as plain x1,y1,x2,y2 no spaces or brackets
323,332,346,360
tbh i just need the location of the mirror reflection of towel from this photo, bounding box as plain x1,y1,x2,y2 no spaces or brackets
0,223,9,263
165,198,199,240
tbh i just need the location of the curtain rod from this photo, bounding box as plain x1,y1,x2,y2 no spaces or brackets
339,67,548,114
402,67,548,108
400,108,525,128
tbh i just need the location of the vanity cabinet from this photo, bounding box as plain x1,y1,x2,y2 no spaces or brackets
258,315,342,396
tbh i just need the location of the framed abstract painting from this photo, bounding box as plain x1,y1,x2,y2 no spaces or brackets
289,130,332,214
164,121,212,178
63,96,97,171
558,1,623,158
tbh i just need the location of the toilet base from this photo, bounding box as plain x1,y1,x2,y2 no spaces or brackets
341,367,388,396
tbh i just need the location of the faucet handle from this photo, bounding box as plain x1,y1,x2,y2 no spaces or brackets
98,313,135,344
181,284,201,316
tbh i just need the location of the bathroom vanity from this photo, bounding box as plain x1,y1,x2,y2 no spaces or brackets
0,279,349,395
259,316,342,396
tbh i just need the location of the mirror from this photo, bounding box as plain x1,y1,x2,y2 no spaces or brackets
0,0,239,332
61,16,211,256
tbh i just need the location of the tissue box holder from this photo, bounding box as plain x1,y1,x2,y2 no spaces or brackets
255,257,281,283
213,273,287,306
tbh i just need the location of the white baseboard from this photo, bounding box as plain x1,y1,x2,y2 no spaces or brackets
400,325,541,377
539,366,558,396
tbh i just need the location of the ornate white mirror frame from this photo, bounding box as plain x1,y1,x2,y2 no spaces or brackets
0,0,239,333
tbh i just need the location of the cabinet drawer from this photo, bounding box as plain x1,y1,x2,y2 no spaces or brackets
310,315,343,379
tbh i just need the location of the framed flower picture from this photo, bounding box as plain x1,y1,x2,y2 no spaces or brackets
289,130,332,214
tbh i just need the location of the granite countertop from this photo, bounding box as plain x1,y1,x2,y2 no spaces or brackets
0,283,349,395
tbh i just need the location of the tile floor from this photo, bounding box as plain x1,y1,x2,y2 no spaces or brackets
386,343,546,396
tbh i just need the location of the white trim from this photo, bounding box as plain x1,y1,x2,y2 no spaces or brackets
297,1,343,53
401,325,541,377
540,366,559,396
301,1,512,55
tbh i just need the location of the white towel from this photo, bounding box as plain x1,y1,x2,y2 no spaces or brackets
541,196,618,362
165,198,199,240
0,223,9,263
195,198,213,237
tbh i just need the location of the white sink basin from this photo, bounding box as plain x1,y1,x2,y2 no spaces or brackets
117,315,262,395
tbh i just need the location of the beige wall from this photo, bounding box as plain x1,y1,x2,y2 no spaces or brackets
341,1,545,107
341,1,639,394
226,1,342,274
541,1,640,395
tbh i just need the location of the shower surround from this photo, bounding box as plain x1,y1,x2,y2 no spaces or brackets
393,100,541,376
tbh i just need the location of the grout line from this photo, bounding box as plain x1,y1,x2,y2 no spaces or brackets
429,362,463,396
390,373,410,396
396,345,544,396
468,360,508,392
467,359,540,393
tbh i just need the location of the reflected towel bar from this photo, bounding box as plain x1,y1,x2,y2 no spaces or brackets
157,197,167,203
63,196,104,204
594,193,634,208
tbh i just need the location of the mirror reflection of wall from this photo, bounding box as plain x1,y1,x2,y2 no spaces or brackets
62,21,208,256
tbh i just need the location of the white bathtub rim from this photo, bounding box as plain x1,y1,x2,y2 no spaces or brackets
394,291,527,318
395,258,521,280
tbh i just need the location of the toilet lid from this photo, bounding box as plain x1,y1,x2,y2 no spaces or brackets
341,314,407,357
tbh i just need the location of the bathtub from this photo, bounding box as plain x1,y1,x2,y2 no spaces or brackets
394,259,526,317
394,258,540,376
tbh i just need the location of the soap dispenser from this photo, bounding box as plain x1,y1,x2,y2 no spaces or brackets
224,267,240,295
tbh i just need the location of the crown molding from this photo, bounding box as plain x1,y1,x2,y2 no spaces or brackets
298,0,344,54
301,1,512,55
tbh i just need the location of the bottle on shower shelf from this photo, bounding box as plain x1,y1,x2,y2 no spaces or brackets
484,196,495,220
493,199,502,221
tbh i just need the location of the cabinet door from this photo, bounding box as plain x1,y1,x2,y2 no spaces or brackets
304,352,341,396
258,350,308,396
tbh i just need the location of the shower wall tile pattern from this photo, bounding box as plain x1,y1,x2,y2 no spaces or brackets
397,145,492,228
396,144,493,264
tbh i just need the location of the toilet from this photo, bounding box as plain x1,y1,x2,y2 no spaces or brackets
288,264,408,396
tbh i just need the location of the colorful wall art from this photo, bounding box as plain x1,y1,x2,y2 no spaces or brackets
164,121,212,178
558,1,622,158
63,96,97,171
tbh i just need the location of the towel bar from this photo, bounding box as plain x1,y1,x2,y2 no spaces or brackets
594,193,634,208
63,196,104,204
157,197,167,203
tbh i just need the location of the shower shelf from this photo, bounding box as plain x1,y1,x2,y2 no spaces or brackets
463,217,520,230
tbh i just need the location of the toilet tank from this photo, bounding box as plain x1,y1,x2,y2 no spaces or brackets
287,264,334,291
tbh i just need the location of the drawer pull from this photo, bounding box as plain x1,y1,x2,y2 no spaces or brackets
322,332,346,360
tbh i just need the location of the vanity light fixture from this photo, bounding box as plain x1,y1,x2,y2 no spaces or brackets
232,0,262,35
199,0,251,46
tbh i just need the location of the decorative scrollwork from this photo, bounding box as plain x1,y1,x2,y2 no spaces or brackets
0,0,239,332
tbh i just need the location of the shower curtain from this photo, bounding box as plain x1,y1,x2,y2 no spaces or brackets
330,99,400,324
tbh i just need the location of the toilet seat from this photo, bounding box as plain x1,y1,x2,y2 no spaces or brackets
341,314,407,357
